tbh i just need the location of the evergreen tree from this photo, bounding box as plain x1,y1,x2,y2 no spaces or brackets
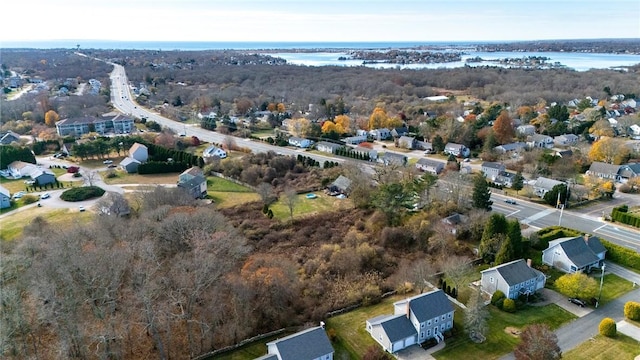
479,213,508,264
432,135,445,153
506,219,523,258
543,184,569,207
472,173,493,211
495,236,515,265
512,171,524,194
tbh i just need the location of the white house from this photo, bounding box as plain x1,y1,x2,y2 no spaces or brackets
630,124,640,136
533,177,565,197
7,161,37,178
316,141,342,154
516,125,536,136
366,290,454,353
397,136,416,150
288,137,313,148
542,235,606,273
203,145,227,160
370,128,391,141
444,143,470,158
553,134,579,146
0,185,11,209
527,134,554,149
344,135,367,145
416,158,445,175
256,326,334,360
481,162,506,181
480,259,546,300
129,142,149,163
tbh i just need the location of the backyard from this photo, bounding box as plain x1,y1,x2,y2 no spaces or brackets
269,191,353,220
207,177,260,208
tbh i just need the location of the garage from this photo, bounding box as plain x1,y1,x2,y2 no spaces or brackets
392,340,405,352
404,335,416,347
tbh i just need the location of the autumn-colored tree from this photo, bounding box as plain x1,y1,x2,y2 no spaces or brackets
385,117,404,129
588,137,629,164
589,119,615,138
276,103,286,113
554,272,598,299
234,97,254,115
517,105,536,122
44,110,59,127
287,118,311,137
368,107,388,130
492,110,515,144
267,103,277,112
321,121,338,134
514,324,561,360
334,114,351,134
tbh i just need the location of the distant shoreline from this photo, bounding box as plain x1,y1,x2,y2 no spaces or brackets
2,38,640,54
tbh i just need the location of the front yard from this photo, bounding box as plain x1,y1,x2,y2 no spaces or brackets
433,304,576,360
563,333,640,360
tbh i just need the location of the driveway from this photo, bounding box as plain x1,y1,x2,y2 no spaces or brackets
395,342,444,360
535,288,593,318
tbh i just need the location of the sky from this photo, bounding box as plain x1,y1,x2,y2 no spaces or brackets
3,0,640,44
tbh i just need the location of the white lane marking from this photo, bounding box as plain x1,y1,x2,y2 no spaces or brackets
593,224,608,232
506,210,521,218
522,208,556,225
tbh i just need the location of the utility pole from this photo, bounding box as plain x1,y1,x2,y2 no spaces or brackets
597,263,606,308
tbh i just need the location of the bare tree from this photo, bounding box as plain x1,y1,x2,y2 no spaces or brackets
514,324,561,360
256,182,275,205
411,259,438,293
443,255,474,291
465,288,488,342
82,170,100,187
284,187,298,221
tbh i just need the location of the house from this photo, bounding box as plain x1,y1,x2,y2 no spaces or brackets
553,134,579,147
533,177,565,197
630,124,640,136
444,143,470,158
618,163,640,182
380,152,407,166
288,137,313,148
128,142,148,163
416,158,444,175
516,125,536,136
343,135,367,145
255,326,334,360
30,169,56,185
366,290,454,353
0,185,11,209
391,127,409,138
356,144,378,161
328,175,352,195
177,167,207,199
7,161,37,178
481,162,506,181
370,128,391,140
480,259,546,300
493,142,527,154
397,136,416,150
203,145,227,160
315,141,342,154
0,130,20,145
417,141,433,153
61,142,75,155
425,95,449,102
442,213,466,234
527,134,554,149
55,115,135,137
542,234,606,273
120,157,141,173
586,162,621,182
496,172,516,188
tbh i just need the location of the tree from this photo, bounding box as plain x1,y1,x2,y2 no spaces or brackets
588,137,629,164
284,187,298,221
589,119,615,138
411,259,438,294
372,182,414,226
256,182,275,205
543,184,569,207
287,118,311,137
368,107,388,130
599,318,617,337
443,255,473,291
554,272,598,300
465,288,488,342
624,301,640,320
514,324,561,360
494,236,515,265
512,171,524,194
44,110,60,127
334,114,351,134
432,134,445,153
479,213,508,264
472,173,493,211
493,110,515,144
547,103,569,122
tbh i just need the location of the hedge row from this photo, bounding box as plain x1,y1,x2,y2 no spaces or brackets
138,161,189,174
611,205,640,228
533,226,581,250
601,239,640,273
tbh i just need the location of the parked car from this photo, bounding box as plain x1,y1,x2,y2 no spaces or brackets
78,206,86,212
107,164,117,168
568,298,586,307
505,199,517,205
40,193,50,200
103,159,113,164
12,191,26,199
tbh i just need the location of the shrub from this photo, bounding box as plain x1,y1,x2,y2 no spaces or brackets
503,298,516,313
495,298,505,310
491,290,506,305
602,239,640,272
599,317,616,337
60,186,105,202
22,194,38,204
624,301,640,321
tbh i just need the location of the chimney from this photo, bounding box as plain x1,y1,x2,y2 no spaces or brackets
584,234,589,243
406,301,411,319
527,259,532,268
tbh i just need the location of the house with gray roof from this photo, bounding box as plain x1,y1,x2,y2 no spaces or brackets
177,167,207,199
0,185,11,209
416,158,444,175
480,259,546,300
30,169,56,185
494,142,527,154
586,162,640,183
397,136,417,150
369,128,391,140
380,152,407,166
481,162,506,181
343,135,367,145
255,326,334,360
527,134,554,149
554,134,579,147
0,130,20,145
288,136,314,148
315,141,342,154
119,157,141,173
366,290,454,353
328,175,352,195
533,177,565,197
542,234,606,273
444,143,470,158
129,142,149,163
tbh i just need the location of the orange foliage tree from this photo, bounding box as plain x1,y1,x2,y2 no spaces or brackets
44,110,59,127
492,110,515,144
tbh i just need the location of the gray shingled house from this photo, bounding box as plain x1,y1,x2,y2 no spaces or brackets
542,234,606,273
480,259,546,300
254,326,334,360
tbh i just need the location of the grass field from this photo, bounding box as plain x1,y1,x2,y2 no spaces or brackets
563,333,640,360
269,192,353,220
433,304,576,360
550,273,633,307
207,177,260,208
211,331,296,360
0,207,93,241
325,294,411,359
102,170,180,185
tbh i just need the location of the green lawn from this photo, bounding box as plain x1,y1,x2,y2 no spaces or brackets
269,192,353,220
0,177,29,194
211,331,295,360
207,177,260,208
550,273,633,307
1,208,93,241
102,170,180,185
325,294,411,359
433,304,576,360
563,334,640,360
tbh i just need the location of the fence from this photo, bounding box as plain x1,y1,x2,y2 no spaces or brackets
192,328,287,360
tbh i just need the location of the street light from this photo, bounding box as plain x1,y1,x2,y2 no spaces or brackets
597,263,606,308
